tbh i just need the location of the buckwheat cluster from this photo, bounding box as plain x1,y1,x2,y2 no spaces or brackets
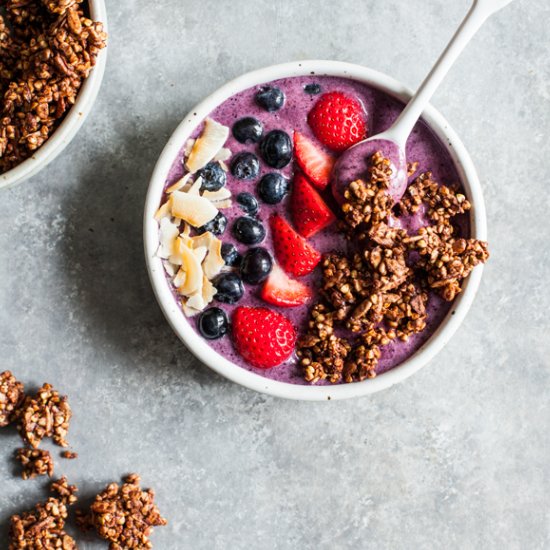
79,474,168,549
298,153,489,384
15,447,54,479
0,370,24,427
8,478,78,550
0,0,107,173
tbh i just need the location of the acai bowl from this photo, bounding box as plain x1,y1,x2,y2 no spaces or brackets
144,61,488,401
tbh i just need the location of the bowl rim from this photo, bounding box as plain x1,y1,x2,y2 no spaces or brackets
143,60,487,401
0,0,109,190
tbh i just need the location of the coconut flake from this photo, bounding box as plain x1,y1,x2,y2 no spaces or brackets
169,191,218,227
213,148,232,162
202,188,232,202
157,217,180,259
186,118,229,173
215,199,233,210
166,173,192,194
203,238,225,280
183,139,195,158
155,201,171,221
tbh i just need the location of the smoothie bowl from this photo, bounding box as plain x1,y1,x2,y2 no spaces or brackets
144,61,488,401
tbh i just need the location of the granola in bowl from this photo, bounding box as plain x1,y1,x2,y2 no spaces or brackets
0,0,107,180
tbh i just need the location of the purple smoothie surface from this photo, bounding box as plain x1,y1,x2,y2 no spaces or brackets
163,75,470,385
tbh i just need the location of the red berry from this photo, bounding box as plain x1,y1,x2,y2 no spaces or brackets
307,91,367,152
232,306,296,369
293,131,335,190
260,264,313,307
291,172,336,238
269,214,322,277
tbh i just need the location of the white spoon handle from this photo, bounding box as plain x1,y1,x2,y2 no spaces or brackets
387,0,514,147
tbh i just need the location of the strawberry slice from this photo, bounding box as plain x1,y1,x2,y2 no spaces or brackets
307,91,367,152
269,214,321,277
293,131,335,190
260,264,313,307
232,306,297,369
291,172,336,238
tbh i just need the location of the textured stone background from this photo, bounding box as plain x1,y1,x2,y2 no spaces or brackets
1,0,549,548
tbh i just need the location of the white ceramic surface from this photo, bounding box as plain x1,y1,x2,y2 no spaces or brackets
0,0,108,190
143,60,487,401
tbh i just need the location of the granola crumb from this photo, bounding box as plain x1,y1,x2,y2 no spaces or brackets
0,371,25,427
82,474,167,548
61,450,78,459
15,447,54,480
8,497,76,549
51,476,79,506
17,383,72,448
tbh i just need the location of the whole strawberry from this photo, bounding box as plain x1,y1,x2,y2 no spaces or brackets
232,307,297,368
307,91,367,152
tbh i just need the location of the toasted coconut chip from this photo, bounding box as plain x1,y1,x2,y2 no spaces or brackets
219,160,229,172
202,276,217,303
203,188,232,202
166,173,192,194
176,245,203,296
203,238,225,280
157,217,180,259
169,191,218,228
213,148,231,162
163,260,177,277
191,231,214,250
187,292,206,311
187,176,203,196
216,199,233,210
183,139,195,158
173,268,187,288
182,302,200,317
169,236,188,266
193,245,208,265
182,223,191,238
186,118,229,173
155,201,171,221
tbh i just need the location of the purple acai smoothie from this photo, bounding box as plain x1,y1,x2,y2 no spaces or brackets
161,75,470,385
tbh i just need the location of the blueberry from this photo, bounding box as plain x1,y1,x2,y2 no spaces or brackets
197,162,226,192
232,216,266,245
240,247,273,285
236,192,259,216
221,243,241,267
231,152,260,180
197,212,227,236
213,273,244,304
255,86,285,112
259,130,292,169
258,173,289,204
232,117,263,144
304,83,321,95
198,307,229,340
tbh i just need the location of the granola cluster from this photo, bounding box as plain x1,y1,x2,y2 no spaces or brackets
18,383,72,448
8,478,78,550
81,474,168,549
16,447,54,479
0,370,24,427
0,0,107,173
297,153,489,384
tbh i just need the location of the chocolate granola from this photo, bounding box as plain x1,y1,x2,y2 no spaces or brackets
81,474,167,549
18,382,72,448
297,152,489,384
16,447,54,479
0,0,107,174
0,370,24,427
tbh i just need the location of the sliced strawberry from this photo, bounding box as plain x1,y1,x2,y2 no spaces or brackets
269,214,321,277
293,131,335,190
232,306,296,369
291,172,336,238
260,264,313,307
307,91,367,152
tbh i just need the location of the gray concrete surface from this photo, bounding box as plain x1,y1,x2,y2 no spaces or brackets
1,0,549,548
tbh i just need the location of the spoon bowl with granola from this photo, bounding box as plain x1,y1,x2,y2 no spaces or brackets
144,60,489,401
0,0,108,189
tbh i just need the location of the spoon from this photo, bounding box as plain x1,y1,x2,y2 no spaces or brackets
332,0,515,204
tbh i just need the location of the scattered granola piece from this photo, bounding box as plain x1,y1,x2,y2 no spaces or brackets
0,371,24,427
8,497,76,549
61,450,78,459
18,383,72,448
15,448,54,480
85,474,167,549
51,476,79,506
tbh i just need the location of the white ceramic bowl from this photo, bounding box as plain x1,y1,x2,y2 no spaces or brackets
0,0,108,190
144,60,487,401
